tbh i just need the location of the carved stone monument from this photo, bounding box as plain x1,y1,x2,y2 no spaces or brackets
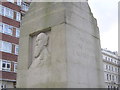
30,33,49,68
17,2,105,88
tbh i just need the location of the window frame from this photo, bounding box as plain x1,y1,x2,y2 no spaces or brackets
17,0,22,6
21,2,29,11
0,22,3,33
0,41,12,53
16,28,20,37
14,62,17,72
15,45,19,55
2,60,11,71
16,11,21,21
3,23,13,36
4,7,14,19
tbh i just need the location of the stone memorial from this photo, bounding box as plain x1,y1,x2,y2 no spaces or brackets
17,1,105,88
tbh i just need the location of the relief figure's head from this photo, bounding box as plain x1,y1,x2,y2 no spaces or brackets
34,33,48,58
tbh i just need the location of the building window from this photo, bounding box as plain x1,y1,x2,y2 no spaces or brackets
0,41,2,50
16,12,21,21
3,24,13,35
109,75,111,80
112,75,114,81
116,76,118,82
114,60,116,63
0,60,2,70
21,2,29,11
111,86,112,89
113,67,115,72
0,22,3,33
112,67,113,71
0,5,2,15
0,41,12,53
15,45,19,55
118,75,120,83
107,74,109,80
0,23,13,36
14,62,17,72
1,84,6,89
2,60,11,71
4,7,14,19
17,0,22,6
111,59,113,62
106,65,108,70
0,5,4,15
16,28,20,37
7,0,14,3
106,57,107,60
115,68,117,72
109,65,110,70
0,6,14,19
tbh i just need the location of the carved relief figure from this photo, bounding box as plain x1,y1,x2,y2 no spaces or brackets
30,33,49,68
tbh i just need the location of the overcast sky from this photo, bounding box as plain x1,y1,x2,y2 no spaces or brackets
88,0,119,52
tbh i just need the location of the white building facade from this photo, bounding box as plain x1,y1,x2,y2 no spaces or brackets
102,49,120,88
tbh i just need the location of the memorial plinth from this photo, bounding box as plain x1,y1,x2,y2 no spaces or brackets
17,2,105,88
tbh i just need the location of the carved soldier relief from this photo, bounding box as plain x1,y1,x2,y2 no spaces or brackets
30,33,49,68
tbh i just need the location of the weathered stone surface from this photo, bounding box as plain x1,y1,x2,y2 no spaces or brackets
17,2,105,88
